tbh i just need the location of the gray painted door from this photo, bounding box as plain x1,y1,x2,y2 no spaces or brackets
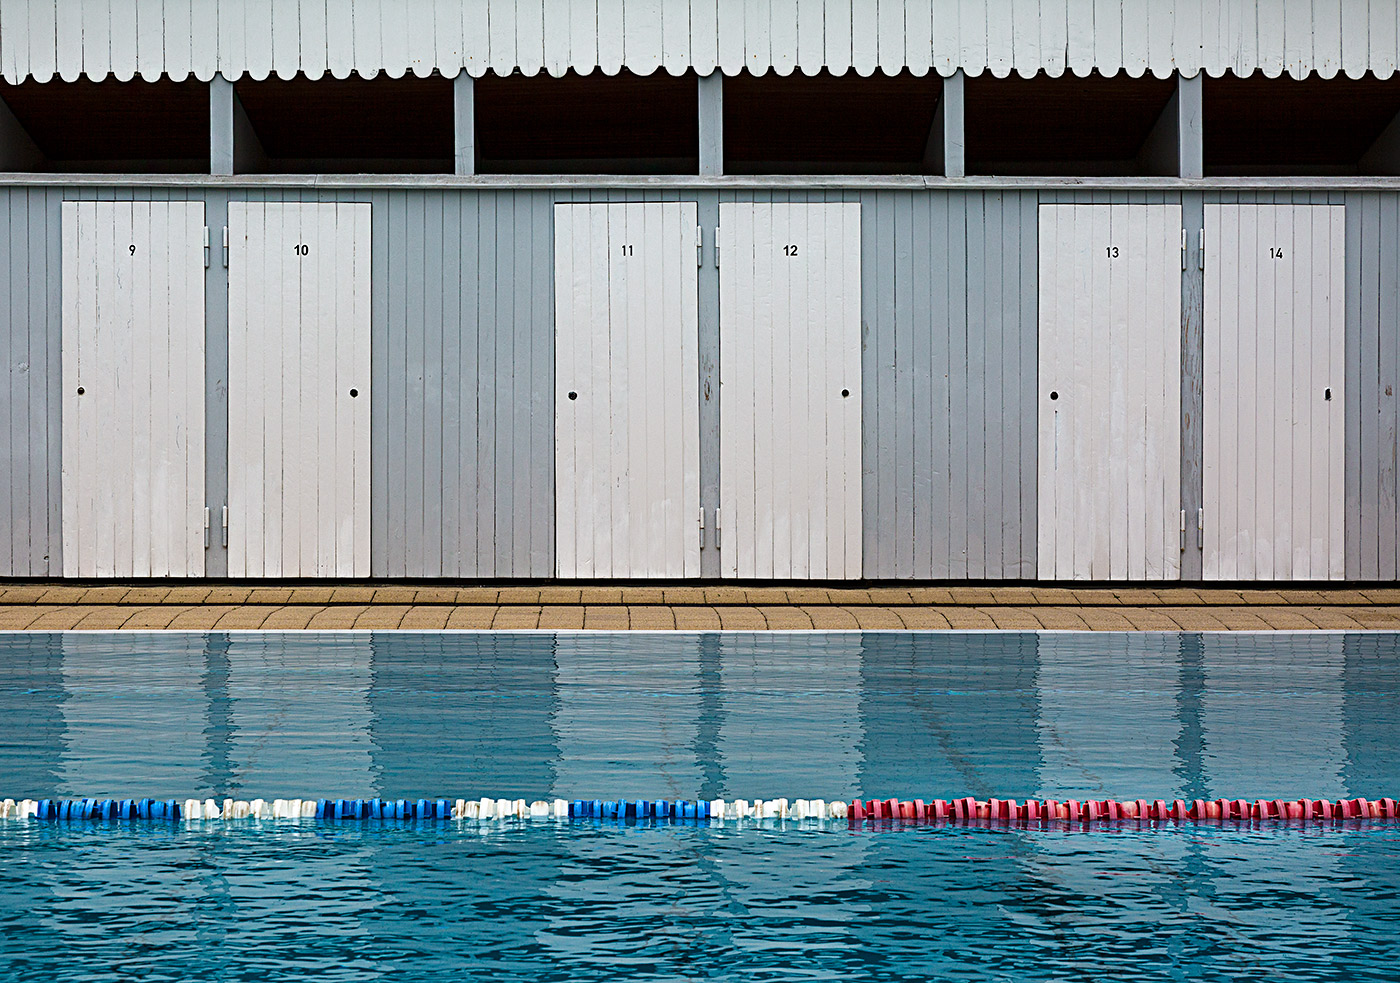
1037,204,1183,581
1204,204,1345,581
718,202,863,580
60,201,207,578
553,202,702,579
227,202,372,578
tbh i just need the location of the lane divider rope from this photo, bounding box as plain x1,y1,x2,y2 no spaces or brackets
2,796,1396,824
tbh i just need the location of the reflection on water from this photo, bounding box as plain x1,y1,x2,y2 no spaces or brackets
0,631,1397,979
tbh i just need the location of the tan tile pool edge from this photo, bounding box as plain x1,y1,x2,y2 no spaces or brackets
2,601,1399,631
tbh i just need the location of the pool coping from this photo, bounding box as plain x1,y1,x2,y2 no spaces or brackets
2,586,1399,631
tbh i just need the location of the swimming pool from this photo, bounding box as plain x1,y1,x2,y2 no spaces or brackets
1,631,1397,978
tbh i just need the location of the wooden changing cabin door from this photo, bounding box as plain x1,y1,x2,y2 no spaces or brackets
227,202,371,578
1203,204,1345,580
1037,203,1184,581
554,202,702,579
718,202,863,580
61,201,207,578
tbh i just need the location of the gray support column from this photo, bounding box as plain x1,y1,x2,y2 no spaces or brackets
698,191,721,577
211,75,267,175
698,72,723,176
1178,73,1204,179
454,74,476,175
1139,73,1204,177
0,94,43,170
1180,190,1205,579
941,70,965,178
210,76,234,175
204,189,231,576
1361,110,1400,174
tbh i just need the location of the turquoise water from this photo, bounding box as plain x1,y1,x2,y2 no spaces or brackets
1,631,1398,979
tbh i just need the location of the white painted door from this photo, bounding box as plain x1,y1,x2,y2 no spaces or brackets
1204,204,1345,580
718,202,862,580
228,202,371,578
61,201,206,578
1037,204,1183,580
554,202,701,579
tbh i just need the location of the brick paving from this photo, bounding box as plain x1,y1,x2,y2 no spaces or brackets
1,584,1399,630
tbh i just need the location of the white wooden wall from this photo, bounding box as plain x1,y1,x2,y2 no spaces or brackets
554,202,701,579
6,1,1400,84
718,202,862,580
1204,204,1345,581
60,200,206,578
227,202,371,578
1037,204,1182,581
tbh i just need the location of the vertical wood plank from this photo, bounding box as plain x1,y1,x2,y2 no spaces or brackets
965,194,988,578
753,201,775,577
681,200,702,577
1255,204,1279,580
311,201,334,575
823,197,846,578
1375,196,1398,579
493,191,518,574
841,201,863,577
947,193,968,579
630,202,653,575
909,192,933,578
1125,204,1148,580
510,193,535,576
130,202,152,578
59,201,79,577
1344,194,1366,579
554,204,576,577
1088,203,1112,577
1278,203,1301,579
352,202,373,577
227,203,247,576
1298,202,1319,579
1036,204,1058,579
473,194,497,573
772,202,796,579
1327,204,1347,579
1019,191,1040,578
1202,202,1221,579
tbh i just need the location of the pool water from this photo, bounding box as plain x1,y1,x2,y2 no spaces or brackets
1,631,1398,979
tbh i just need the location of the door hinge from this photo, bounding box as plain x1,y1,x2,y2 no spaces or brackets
1197,507,1204,549
203,227,211,268
1179,509,1186,550
699,507,706,549
222,226,229,268
1198,228,1205,270
714,508,722,549
204,506,211,547
221,505,230,547
695,225,703,267
1180,228,1186,270
714,227,720,267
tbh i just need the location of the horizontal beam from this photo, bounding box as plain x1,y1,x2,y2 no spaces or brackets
0,173,1386,191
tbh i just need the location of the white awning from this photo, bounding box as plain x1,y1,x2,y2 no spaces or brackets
0,0,1394,85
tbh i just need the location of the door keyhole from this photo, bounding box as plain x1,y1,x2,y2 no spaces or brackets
1324,388,1332,401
